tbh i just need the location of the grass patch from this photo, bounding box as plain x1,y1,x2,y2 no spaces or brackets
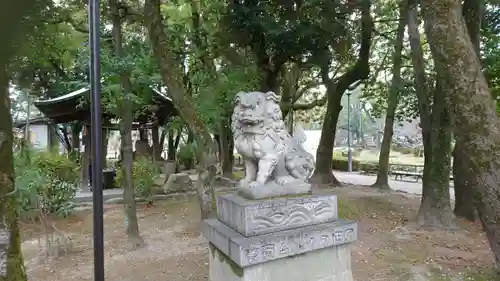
389,265,414,281
428,266,452,281
358,196,401,214
464,268,499,281
337,195,401,220
233,170,244,180
337,199,362,220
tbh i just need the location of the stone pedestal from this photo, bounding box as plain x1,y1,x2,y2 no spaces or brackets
202,193,357,281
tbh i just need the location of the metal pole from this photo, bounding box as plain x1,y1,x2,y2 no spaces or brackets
347,93,352,172
88,0,104,279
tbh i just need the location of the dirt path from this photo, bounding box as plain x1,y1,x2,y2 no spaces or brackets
21,186,495,281
334,171,455,198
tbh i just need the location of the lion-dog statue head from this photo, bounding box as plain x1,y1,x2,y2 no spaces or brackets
231,91,285,135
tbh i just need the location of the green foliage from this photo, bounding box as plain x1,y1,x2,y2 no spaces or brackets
14,150,79,218
223,0,353,64
332,157,361,171
331,157,379,173
115,157,159,204
32,150,80,182
482,5,500,112
177,143,197,169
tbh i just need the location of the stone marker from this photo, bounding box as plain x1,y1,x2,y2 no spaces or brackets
202,91,357,281
162,172,194,194
163,160,177,180
216,193,338,236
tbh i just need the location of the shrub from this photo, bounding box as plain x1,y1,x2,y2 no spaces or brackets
335,148,362,158
177,143,197,170
332,150,345,159
352,148,363,157
331,156,360,171
393,147,414,155
359,162,379,173
331,155,378,173
32,151,79,182
15,150,79,218
115,157,159,204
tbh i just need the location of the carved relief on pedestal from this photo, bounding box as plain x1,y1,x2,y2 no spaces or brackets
242,222,358,265
245,197,337,233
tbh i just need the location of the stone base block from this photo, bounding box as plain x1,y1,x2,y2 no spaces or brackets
217,193,338,236
202,218,357,267
209,242,353,281
237,181,311,200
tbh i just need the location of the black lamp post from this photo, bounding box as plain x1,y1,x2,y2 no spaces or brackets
88,0,105,280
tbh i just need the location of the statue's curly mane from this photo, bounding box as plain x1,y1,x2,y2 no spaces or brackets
231,91,287,137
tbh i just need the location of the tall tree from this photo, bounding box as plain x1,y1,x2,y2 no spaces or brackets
0,0,47,279
372,0,408,190
109,0,144,247
144,0,218,219
420,0,500,268
310,0,373,185
408,2,454,227
452,0,485,221
0,68,28,281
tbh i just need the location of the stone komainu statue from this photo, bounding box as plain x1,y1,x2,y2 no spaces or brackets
231,91,315,193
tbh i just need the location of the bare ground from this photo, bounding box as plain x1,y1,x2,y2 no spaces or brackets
21,186,497,281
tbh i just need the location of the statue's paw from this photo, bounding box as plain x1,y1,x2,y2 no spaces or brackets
276,178,287,185
238,180,250,188
249,181,262,189
276,176,296,185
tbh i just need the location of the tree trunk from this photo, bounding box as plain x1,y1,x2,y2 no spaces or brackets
138,128,148,142
71,123,81,150
159,128,167,153
101,128,108,169
219,116,234,179
145,0,218,219
110,0,144,248
452,0,484,221
408,3,454,228
70,122,81,161
60,125,72,153
310,0,373,185
309,90,342,185
0,3,41,277
417,78,455,227
152,124,161,160
421,0,500,268
48,124,60,151
372,0,407,190
187,130,194,145
452,143,477,221
80,127,90,191
167,131,176,161
462,0,483,55
287,109,294,135
259,68,280,93
0,67,27,281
